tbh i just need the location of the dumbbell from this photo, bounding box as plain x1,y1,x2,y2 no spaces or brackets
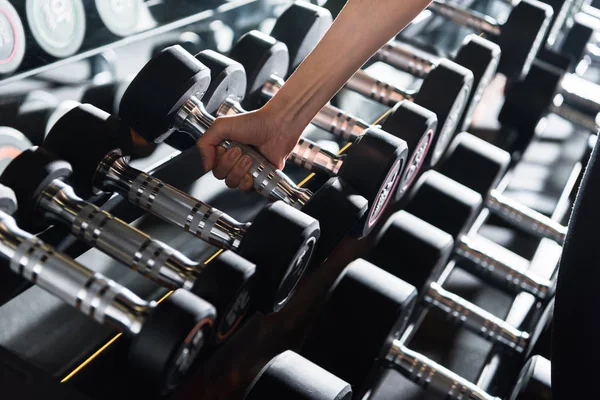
439,132,569,245
118,46,370,257
300,259,552,400
42,104,321,315
0,92,79,145
501,55,600,136
558,12,600,68
0,146,255,341
84,0,143,40
145,0,221,24
0,183,216,397
244,350,352,400
0,127,32,173
0,1,26,74
219,29,436,202
372,34,501,132
197,50,410,221
368,210,554,356
403,169,555,301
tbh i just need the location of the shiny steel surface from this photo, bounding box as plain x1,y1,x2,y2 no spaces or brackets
429,0,502,36
375,41,435,78
289,138,343,176
455,235,553,300
346,70,414,106
176,96,312,208
38,180,200,291
0,210,151,336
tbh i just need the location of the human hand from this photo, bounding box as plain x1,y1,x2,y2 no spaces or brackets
196,105,303,191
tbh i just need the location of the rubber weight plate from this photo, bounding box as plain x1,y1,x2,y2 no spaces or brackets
0,0,26,74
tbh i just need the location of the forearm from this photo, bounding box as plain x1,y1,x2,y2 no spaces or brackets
268,0,432,134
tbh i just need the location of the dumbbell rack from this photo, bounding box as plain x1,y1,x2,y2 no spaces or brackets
0,0,589,399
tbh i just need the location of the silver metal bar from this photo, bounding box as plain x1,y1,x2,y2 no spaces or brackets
346,70,414,106
0,210,150,336
374,40,435,78
429,0,502,36
289,138,343,176
38,179,199,291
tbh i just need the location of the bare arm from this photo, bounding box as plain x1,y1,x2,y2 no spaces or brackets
197,0,432,190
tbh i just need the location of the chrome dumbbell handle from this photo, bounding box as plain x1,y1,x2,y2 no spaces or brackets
425,282,529,352
386,340,500,400
346,70,414,107
289,138,343,176
97,151,249,251
558,73,600,120
39,180,199,291
429,0,502,36
487,189,567,245
455,235,553,300
375,40,435,78
175,96,312,209
549,100,599,131
0,211,150,336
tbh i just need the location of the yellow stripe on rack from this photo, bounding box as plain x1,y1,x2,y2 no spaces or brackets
62,109,390,383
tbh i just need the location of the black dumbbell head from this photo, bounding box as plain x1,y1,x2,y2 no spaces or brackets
499,59,562,136
119,46,211,143
301,177,368,261
508,355,552,400
382,100,438,201
0,146,72,232
81,77,133,115
189,250,255,344
43,104,134,199
0,184,17,216
230,30,289,110
128,289,216,397
151,31,203,59
497,0,553,80
438,132,510,197
368,210,453,293
0,127,33,173
454,34,501,131
270,1,333,74
405,170,483,240
415,59,473,167
302,259,418,398
338,127,407,232
561,14,595,65
245,350,352,400
237,200,320,314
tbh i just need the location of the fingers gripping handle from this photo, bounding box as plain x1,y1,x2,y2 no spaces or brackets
218,140,312,209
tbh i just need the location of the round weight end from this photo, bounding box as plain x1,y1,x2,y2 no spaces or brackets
129,289,215,397
0,0,26,74
270,2,333,73
416,59,473,167
508,355,552,400
0,126,33,175
119,46,211,143
382,100,438,201
368,210,453,291
230,30,289,109
498,0,553,80
454,35,500,131
561,14,596,64
238,201,320,313
245,350,352,400
339,127,407,230
0,146,72,232
0,184,17,215
302,259,418,398
43,104,133,198
190,250,255,343
94,0,143,37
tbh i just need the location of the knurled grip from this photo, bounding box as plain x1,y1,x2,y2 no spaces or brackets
346,70,412,106
219,140,312,209
290,138,342,176
375,41,434,78
313,103,370,142
429,0,502,36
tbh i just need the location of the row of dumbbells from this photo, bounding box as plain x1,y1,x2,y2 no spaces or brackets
0,0,229,75
0,0,596,398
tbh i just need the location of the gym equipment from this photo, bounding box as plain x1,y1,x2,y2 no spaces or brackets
439,132,569,245
0,127,32,173
197,49,409,219
0,146,255,340
13,0,86,59
220,30,437,201
0,0,26,74
559,12,600,67
81,76,134,115
372,34,501,132
552,120,600,399
118,46,370,251
301,259,552,400
42,104,322,315
0,183,216,396
244,350,352,400
404,169,555,301
86,0,143,39
368,210,554,356
500,58,600,134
